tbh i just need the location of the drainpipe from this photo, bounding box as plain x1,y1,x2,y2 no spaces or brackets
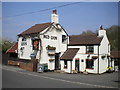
98,45,99,74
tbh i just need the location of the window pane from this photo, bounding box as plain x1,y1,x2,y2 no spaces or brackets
86,59,94,69
62,35,67,43
22,37,26,41
86,46,94,53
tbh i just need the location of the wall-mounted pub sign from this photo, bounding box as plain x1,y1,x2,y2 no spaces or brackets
43,35,57,40
33,39,39,50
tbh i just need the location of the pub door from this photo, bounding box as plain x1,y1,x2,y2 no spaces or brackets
55,53,60,70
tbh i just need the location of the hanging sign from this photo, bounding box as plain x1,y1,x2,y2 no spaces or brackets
33,40,39,50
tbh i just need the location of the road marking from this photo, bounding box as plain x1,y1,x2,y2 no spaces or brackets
1,66,118,88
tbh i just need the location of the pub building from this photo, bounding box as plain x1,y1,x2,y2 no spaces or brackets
17,10,68,71
7,10,114,74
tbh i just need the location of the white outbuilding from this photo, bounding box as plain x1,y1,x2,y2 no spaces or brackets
17,10,69,70
60,26,114,74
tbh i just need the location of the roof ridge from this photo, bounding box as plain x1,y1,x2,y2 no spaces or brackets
35,22,53,25
70,34,97,37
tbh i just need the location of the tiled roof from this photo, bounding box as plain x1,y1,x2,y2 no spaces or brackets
111,51,120,58
69,34,103,45
18,22,53,36
60,48,79,60
6,42,18,53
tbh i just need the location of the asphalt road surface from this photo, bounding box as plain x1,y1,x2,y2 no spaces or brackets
2,65,120,88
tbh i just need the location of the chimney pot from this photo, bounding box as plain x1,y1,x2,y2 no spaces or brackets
53,10,57,14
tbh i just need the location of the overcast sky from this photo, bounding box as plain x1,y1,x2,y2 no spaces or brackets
2,1,118,41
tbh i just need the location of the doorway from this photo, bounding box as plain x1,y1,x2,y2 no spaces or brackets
75,60,80,72
55,53,60,70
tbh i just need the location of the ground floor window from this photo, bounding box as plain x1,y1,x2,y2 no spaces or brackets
64,60,67,68
86,59,94,69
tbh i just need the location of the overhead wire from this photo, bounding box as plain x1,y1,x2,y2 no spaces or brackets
4,2,80,18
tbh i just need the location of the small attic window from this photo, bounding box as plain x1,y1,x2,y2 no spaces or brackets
62,35,67,43
22,37,26,41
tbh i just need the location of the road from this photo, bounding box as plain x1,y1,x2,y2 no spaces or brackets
2,65,120,88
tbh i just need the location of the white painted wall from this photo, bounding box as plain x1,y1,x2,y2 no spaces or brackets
18,36,33,59
61,60,72,73
99,55,108,74
98,29,111,73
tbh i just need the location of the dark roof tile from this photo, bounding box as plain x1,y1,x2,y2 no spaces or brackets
6,42,18,53
18,22,53,36
60,48,79,60
111,51,120,58
69,34,103,45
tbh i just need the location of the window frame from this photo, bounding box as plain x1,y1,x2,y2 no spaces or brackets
86,59,94,69
22,37,26,41
62,35,67,43
86,45,94,53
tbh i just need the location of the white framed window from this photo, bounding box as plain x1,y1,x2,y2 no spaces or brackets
62,35,67,43
22,37,26,41
86,59,94,69
86,46,94,53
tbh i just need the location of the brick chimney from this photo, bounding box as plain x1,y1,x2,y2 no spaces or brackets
51,10,59,23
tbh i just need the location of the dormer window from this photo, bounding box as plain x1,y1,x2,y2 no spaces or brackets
62,35,67,43
86,46,94,53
